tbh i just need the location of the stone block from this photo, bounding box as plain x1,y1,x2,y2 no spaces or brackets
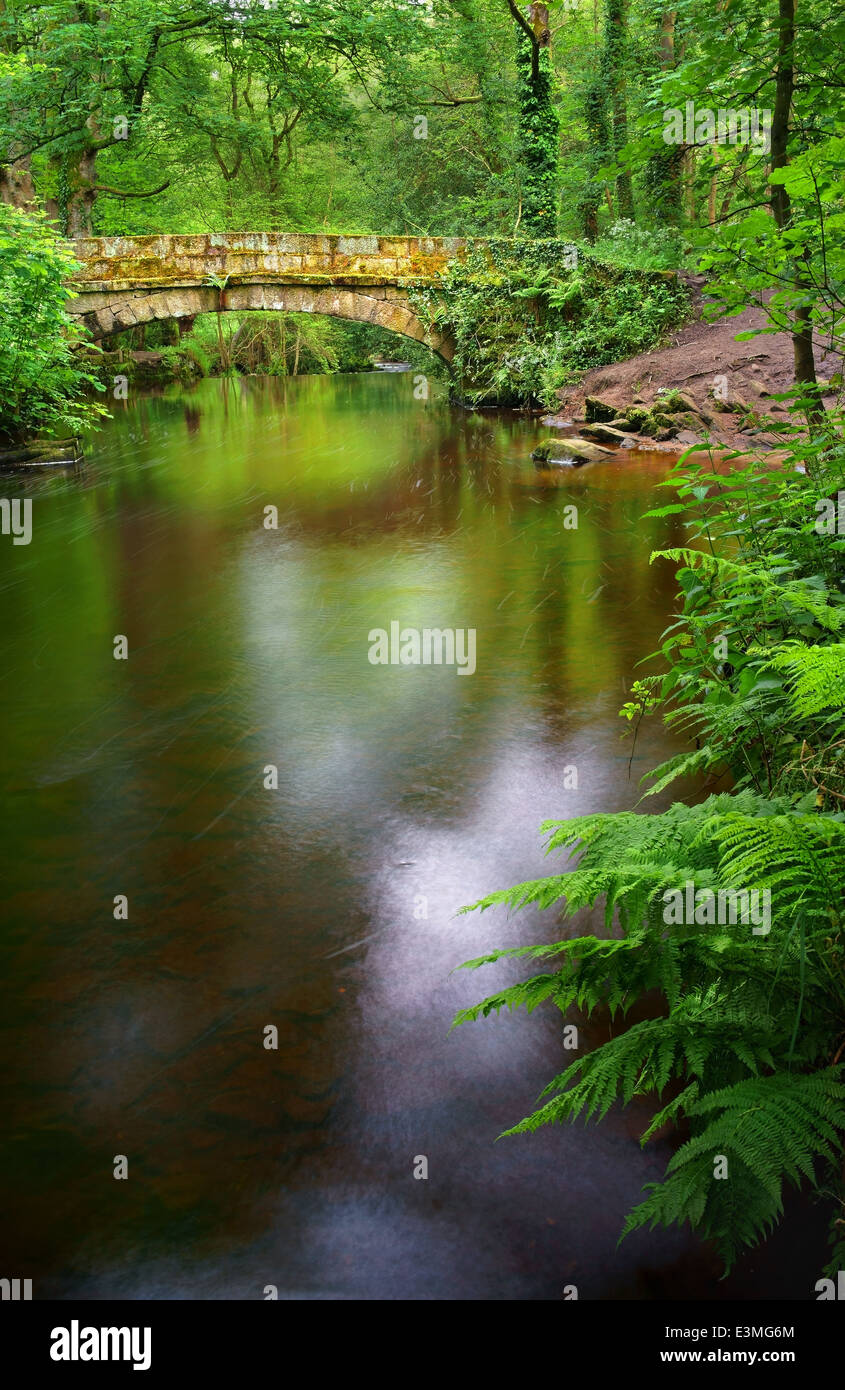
338,235,379,256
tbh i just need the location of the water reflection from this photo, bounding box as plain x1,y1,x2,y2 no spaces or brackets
0,375,824,1299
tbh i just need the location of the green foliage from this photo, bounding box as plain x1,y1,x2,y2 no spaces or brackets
766,644,845,721
639,447,845,805
590,218,687,270
0,204,105,445
514,28,559,237
410,238,688,406
104,312,440,384
1,0,522,239
456,423,845,1274
622,1072,845,1269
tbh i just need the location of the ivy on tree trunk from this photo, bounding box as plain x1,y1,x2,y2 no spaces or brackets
603,0,635,221
511,2,559,237
579,77,610,242
643,10,682,225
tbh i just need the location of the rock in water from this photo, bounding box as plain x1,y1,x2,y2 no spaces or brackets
580,423,630,444
531,441,554,462
532,437,615,466
0,438,82,470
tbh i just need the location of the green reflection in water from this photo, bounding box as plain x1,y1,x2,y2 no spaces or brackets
0,373,696,1298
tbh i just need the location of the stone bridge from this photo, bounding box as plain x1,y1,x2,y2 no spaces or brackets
68,233,471,361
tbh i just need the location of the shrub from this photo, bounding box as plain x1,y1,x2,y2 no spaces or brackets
409,239,689,407
0,204,105,446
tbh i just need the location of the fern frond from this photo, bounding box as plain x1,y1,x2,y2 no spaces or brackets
621,1070,845,1272
763,642,845,718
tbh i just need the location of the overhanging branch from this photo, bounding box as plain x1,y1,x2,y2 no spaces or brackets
91,180,170,198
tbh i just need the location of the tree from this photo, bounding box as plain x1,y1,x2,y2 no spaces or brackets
769,0,818,393
0,0,437,234
642,10,683,225
508,1,560,235
0,203,105,443
0,1,215,233
602,0,634,220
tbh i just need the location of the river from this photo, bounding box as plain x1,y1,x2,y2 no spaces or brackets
0,373,823,1299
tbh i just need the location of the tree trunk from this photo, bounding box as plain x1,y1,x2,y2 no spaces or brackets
580,78,610,241
0,155,35,210
659,8,676,66
685,146,697,224
66,145,97,237
644,11,682,222
708,142,718,225
511,2,560,236
791,303,818,385
604,0,635,220
770,0,819,402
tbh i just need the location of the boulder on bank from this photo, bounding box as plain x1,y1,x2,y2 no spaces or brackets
653,389,714,427
584,396,619,423
588,395,718,442
580,423,630,444
541,393,722,451
622,405,652,431
668,410,711,433
532,438,615,466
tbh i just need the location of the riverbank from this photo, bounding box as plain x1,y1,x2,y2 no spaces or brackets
95,274,845,458
549,282,844,451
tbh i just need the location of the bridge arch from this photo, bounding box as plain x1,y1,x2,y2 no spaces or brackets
66,233,465,363
70,281,455,363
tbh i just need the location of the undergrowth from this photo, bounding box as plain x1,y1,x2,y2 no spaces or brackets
455,430,845,1277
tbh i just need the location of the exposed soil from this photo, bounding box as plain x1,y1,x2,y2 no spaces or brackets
547,277,844,451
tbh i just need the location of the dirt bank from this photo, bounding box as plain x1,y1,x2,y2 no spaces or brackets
547,278,844,451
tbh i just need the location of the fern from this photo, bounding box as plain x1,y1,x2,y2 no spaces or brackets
622,1072,845,1272
455,437,845,1275
651,547,845,633
764,642,845,718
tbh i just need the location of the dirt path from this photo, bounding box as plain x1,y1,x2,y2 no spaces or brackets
548,277,844,451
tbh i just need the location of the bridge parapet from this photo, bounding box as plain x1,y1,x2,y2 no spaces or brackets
72,232,470,293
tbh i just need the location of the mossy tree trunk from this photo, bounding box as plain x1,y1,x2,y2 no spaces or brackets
508,2,560,237
579,78,610,241
643,11,683,224
603,0,635,221
770,0,819,404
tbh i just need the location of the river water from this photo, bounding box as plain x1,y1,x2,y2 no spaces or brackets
0,373,823,1299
